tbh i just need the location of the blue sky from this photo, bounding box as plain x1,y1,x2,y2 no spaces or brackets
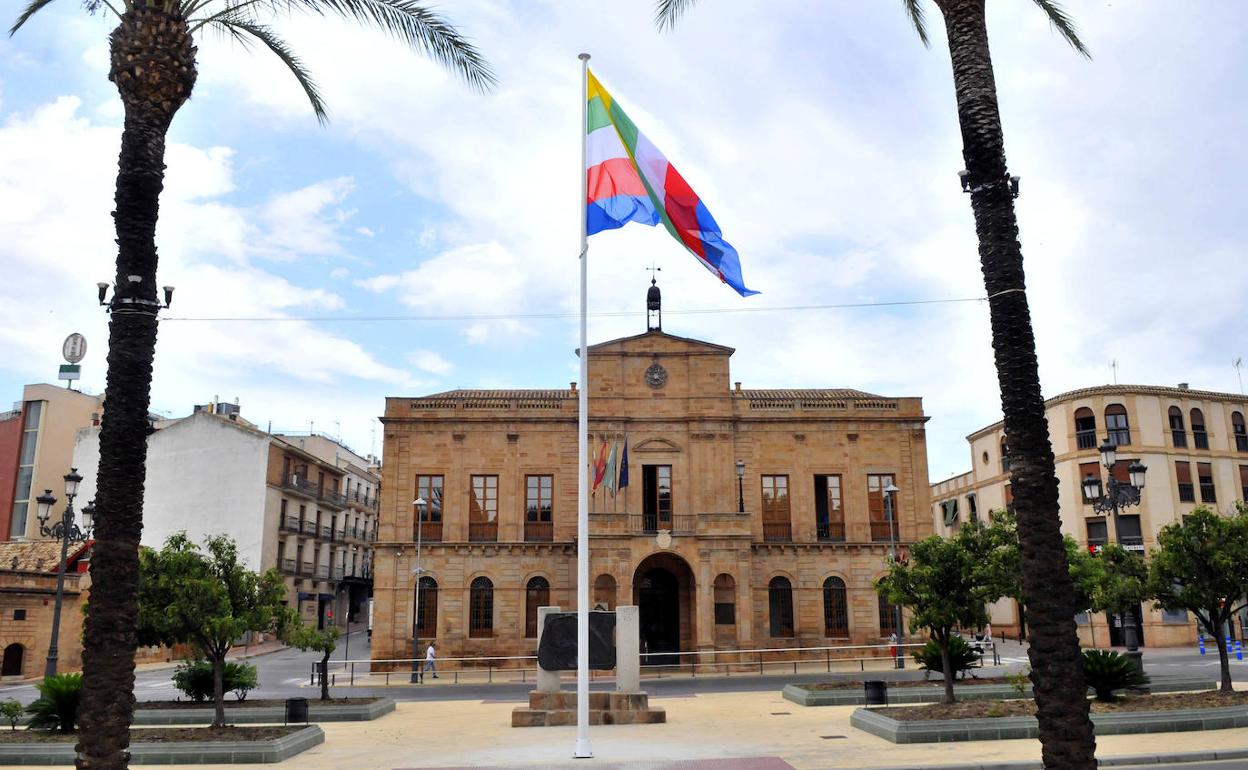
1,1,1245,481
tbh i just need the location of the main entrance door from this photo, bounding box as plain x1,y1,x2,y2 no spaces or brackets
633,552,694,666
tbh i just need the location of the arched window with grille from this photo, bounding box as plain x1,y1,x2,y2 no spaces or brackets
1191,408,1209,449
525,576,550,638
1074,407,1097,449
768,576,795,638
713,574,736,626
1234,412,1248,452
1105,404,1130,445
469,576,494,638
414,576,438,639
878,590,900,637
1169,406,1187,448
823,577,849,637
593,574,616,610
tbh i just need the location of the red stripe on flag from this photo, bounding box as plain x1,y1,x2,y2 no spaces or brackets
587,158,648,203
661,165,707,258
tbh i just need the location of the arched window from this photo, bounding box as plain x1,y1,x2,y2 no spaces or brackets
768,577,795,638
414,576,438,639
823,577,849,637
469,576,494,638
1105,404,1130,445
1074,407,1097,449
878,590,900,637
525,577,550,638
1000,438,1011,474
1169,406,1187,448
593,574,616,610
1191,408,1209,449
713,574,736,625
1,643,23,677
1234,412,1248,452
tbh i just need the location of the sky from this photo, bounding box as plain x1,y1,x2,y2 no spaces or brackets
0,1,1245,482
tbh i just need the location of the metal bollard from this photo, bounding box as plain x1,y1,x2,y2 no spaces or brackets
1199,635,1206,655
1237,640,1243,661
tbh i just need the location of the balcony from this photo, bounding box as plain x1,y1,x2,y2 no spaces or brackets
414,520,443,543
280,558,297,575
762,522,792,543
320,488,347,510
300,561,315,577
1200,483,1217,503
315,564,329,580
1193,431,1209,450
319,524,333,540
1178,483,1195,503
1107,429,1130,446
279,515,301,534
1172,430,1188,448
333,528,345,542
524,521,553,542
1075,430,1098,450
469,521,498,542
870,521,900,542
350,490,379,511
816,521,846,542
632,513,694,535
282,475,320,500
332,566,344,581
1237,434,1248,452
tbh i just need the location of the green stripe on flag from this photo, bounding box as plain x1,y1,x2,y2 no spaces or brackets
607,100,640,153
587,96,612,134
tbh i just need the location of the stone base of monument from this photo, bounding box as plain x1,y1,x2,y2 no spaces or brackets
511,691,666,727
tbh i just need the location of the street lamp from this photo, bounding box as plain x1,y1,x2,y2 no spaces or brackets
1083,439,1148,668
883,481,903,669
410,497,427,683
36,468,94,678
735,460,746,513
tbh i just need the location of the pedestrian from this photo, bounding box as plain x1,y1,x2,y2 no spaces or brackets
424,640,438,679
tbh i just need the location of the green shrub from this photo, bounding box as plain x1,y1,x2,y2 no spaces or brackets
24,673,82,733
1,699,22,731
1005,666,1031,696
913,636,981,679
172,660,259,702
1081,649,1149,701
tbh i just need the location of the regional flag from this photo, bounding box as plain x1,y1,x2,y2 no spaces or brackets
584,70,758,297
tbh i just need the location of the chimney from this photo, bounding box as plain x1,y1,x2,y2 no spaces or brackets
570,382,577,392
1178,382,1190,390
734,382,742,393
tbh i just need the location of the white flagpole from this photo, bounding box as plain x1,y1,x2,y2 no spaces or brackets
574,50,593,760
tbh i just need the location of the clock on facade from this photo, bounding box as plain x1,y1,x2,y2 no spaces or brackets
645,362,668,389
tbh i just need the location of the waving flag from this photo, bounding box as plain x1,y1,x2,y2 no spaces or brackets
591,438,609,493
585,70,758,297
618,439,629,491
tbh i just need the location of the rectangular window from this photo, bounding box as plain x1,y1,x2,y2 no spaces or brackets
13,609,26,621
1162,608,1189,624
1198,462,1216,503
1086,517,1107,548
1106,410,1131,446
868,473,898,542
1075,412,1097,449
525,474,554,542
1117,515,1143,552
469,475,498,541
878,593,900,637
1176,461,1195,503
1241,465,1248,502
814,475,844,541
1079,462,1101,503
714,602,736,625
967,493,978,524
415,475,444,542
1170,411,1187,448
642,465,672,532
9,400,43,538
761,475,791,542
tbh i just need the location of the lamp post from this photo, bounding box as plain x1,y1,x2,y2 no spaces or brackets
735,460,745,514
410,497,426,684
1082,439,1148,669
884,481,903,669
35,468,94,678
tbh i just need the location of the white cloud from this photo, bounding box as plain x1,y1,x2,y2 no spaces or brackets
408,349,454,376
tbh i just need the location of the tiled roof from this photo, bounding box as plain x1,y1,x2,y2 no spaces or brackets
0,540,89,573
419,389,575,400
738,388,884,400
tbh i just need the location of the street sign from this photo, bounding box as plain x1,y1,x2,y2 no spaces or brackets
58,364,81,382
62,333,87,364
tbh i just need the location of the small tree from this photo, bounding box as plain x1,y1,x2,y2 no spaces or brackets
285,624,338,701
1149,506,1248,692
1,699,22,731
137,534,292,727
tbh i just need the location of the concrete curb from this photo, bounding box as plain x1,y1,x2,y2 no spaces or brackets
0,724,324,765
784,676,1214,707
859,746,1248,770
131,696,395,725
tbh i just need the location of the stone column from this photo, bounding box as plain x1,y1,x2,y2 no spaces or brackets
536,605,561,692
616,605,640,693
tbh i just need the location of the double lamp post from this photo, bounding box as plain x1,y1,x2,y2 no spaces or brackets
410,496,428,683
34,468,95,678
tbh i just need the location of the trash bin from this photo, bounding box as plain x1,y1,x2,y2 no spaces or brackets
864,680,888,706
285,697,309,725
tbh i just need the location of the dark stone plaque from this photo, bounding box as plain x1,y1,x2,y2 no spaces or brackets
536,610,617,671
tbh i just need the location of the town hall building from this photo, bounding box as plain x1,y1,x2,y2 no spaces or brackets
371,286,933,665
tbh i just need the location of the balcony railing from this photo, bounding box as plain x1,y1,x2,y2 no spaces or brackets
1075,430,1098,450
351,490,379,510
816,521,846,542
332,566,345,581
280,558,297,574
282,475,320,498
524,521,553,542
316,565,329,580
320,525,333,539
414,520,443,542
1178,482,1195,503
320,488,347,508
300,561,315,577
280,515,301,533
469,521,498,542
1172,430,1188,448
333,529,345,542
1237,434,1248,452
870,521,900,542
632,513,695,535
1193,431,1209,450
299,520,317,536
1200,483,1217,503
1106,429,1130,446
762,522,792,543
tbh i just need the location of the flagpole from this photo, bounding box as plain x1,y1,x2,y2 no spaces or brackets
574,50,593,761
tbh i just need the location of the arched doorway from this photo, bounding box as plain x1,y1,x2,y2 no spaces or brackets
1,644,24,677
632,553,695,665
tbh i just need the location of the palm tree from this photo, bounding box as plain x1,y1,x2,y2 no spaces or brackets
10,1,492,767
656,1,1094,767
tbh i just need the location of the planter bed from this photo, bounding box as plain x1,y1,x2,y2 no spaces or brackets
131,696,394,725
0,724,324,764
852,691,1248,743
784,675,1213,707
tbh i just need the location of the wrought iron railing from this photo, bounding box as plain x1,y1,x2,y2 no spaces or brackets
870,521,899,542
525,521,554,542
633,513,694,535
762,522,792,543
469,522,498,542
816,522,846,542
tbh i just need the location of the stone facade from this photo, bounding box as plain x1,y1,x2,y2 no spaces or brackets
0,540,90,680
372,327,931,665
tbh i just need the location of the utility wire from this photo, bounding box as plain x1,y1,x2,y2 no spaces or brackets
161,295,988,323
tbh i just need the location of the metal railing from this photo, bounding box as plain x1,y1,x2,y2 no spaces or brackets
762,522,792,542
1237,434,1248,452
300,561,315,577
1076,430,1098,450
280,515,301,533
282,475,320,498
316,565,330,579
1172,430,1188,448
321,488,348,508
816,522,846,542
280,558,297,574
300,520,318,536
632,513,694,535
870,521,899,542
414,521,443,542
468,522,498,542
1193,431,1210,450
332,566,344,581
524,521,553,542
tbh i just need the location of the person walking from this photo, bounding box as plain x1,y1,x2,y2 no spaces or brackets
424,641,438,679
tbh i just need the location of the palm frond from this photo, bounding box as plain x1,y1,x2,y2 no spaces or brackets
9,0,57,35
1031,0,1090,58
210,14,329,124
288,0,494,91
654,0,697,32
901,0,929,47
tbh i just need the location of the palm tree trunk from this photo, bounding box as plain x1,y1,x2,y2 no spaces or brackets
76,9,195,770
934,1,1095,767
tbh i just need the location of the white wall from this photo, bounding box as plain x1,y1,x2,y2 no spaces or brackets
73,413,272,571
